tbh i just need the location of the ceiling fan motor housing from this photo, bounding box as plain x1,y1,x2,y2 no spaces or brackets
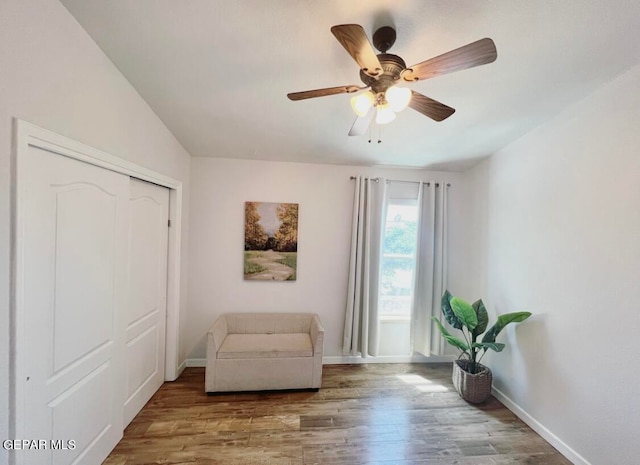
360,53,407,97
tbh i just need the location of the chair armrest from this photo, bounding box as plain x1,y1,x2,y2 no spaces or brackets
310,314,324,388
205,316,228,392
208,315,229,352
309,314,325,355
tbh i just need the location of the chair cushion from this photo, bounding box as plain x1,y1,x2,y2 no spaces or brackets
217,333,313,359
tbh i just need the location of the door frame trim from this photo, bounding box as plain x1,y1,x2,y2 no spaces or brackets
11,119,184,460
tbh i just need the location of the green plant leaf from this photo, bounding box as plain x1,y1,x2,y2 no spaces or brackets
472,342,505,352
450,297,478,331
441,290,462,329
444,335,470,353
431,317,469,353
482,312,532,344
472,299,488,340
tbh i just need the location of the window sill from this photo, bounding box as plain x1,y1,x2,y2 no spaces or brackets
379,315,411,323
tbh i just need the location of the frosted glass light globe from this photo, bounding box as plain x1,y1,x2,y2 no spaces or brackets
376,104,396,124
385,86,412,112
350,92,375,116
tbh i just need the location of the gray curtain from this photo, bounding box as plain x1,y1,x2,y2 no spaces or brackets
411,181,450,356
343,176,387,357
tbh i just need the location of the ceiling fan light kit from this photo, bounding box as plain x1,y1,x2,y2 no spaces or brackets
350,91,375,116
375,103,397,125
385,86,412,112
287,23,497,136
350,86,410,122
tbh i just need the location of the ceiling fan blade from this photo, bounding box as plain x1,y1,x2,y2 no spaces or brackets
408,91,455,122
401,38,497,82
287,85,364,101
348,106,375,136
331,24,383,78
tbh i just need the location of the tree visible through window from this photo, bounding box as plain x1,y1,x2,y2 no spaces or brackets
379,202,418,319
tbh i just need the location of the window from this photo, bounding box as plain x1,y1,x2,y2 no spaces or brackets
379,200,419,320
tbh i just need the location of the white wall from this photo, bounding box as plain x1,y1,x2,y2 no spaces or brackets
187,158,478,360
472,65,640,465
0,0,191,459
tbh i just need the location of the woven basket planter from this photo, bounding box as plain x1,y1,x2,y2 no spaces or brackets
452,359,493,404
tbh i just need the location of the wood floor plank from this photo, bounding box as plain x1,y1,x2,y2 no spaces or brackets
103,364,571,465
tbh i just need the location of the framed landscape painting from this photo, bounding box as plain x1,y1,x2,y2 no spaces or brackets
244,201,298,281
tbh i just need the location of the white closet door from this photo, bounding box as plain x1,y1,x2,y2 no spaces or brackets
21,146,128,465
123,178,169,426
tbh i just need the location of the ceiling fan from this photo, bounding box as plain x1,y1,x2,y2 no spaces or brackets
287,24,497,136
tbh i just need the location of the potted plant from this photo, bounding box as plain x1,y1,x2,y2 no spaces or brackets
432,290,531,403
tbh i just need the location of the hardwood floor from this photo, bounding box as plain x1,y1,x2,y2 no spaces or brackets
104,364,571,465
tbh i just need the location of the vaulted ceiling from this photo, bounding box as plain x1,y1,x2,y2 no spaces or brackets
60,0,640,170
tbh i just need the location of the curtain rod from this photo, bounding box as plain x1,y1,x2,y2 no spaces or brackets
350,176,451,187
350,176,380,182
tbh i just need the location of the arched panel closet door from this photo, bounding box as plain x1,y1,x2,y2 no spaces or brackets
124,178,169,426
21,146,128,465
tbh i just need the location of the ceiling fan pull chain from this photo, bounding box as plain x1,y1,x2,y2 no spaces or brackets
378,126,382,144
368,123,372,143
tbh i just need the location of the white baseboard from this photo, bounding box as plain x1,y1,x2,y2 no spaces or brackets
491,386,590,465
185,358,206,367
177,360,188,373
322,354,455,364
165,360,187,381
183,355,455,367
